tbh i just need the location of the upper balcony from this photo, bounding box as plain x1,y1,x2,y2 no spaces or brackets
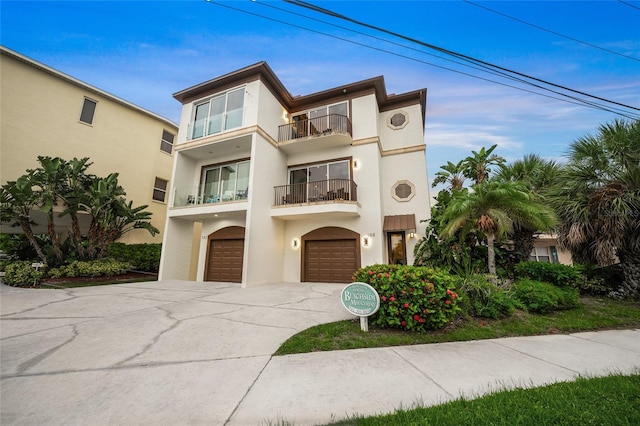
277,114,352,155
271,178,360,220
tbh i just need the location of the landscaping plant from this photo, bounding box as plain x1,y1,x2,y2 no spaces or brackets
512,278,579,313
352,264,461,331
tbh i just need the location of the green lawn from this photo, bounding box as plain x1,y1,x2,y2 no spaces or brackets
275,297,640,355
325,374,640,425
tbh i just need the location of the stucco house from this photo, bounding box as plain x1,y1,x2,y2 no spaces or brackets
0,46,177,243
159,62,431,286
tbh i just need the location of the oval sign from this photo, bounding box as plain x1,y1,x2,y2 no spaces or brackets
341,282,380,317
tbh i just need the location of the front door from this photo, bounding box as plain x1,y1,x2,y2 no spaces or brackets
388,232,407,265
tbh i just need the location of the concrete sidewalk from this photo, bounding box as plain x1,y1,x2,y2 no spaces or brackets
1,281,639,425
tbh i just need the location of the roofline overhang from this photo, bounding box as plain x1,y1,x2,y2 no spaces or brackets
173,62,427,126
1,45,178,129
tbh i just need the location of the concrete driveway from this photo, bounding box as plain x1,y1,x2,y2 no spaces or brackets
0,280,352,425
2,281,639,425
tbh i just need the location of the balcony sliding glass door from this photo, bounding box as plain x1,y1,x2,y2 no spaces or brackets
201,160,250,203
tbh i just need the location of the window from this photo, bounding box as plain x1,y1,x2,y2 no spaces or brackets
188,87,245,140
387,111,409,130
200,160,250,203
530,246,558,263
392,180,416,202
153,178,168,202
160,130,175,154
79,98,97,125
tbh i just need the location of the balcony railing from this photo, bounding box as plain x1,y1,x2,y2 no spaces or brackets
278,114,352,143
274,179,357,206
173,185,249,207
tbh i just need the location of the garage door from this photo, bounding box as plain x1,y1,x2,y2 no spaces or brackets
304,239,357,283
206,226,245,283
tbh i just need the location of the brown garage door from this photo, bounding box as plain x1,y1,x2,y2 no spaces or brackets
206,227,245,283
304,239,357,283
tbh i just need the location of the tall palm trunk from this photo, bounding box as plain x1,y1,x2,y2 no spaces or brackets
20,219,47,264
487,233,496,275
620,251,640,297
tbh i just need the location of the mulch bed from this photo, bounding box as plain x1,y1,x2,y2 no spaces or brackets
42,272,158,285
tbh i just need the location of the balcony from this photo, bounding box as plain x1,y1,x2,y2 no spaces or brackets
277,114,352,154
271,179,360,220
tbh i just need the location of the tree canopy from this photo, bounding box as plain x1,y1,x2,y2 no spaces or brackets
0,156,159,265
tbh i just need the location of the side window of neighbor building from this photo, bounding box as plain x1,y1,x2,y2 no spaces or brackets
160,130,175,154
153,177,168,203
79,97,97,125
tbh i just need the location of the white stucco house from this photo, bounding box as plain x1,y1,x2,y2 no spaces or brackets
158,62,431,286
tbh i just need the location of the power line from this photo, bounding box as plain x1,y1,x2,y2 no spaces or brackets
284,0,639,114
618,1,640,11
253,1,639,120
201,1,639,119
464,0,640,63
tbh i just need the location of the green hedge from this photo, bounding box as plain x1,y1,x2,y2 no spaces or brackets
352,264,461,331
48,259,132,278
512,278,580,313
3,261,44,287
459,275,521,319
106,243,161,272
514,261,582,288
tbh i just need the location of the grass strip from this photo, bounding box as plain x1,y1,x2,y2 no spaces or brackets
326,374,640,425
275,297,640,355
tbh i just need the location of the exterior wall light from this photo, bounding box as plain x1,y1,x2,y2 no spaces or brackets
409,232,416,239
353,159,360,169
362,233,374,248
292,238,300,249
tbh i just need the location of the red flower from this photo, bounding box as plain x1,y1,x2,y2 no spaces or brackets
401,321,407,327
390,296,396,302
445,300,451,305
413,314,421,321
381,296,387,302
385,273,390,278
404,303,410,308
419,318,425,323
368,270,373,275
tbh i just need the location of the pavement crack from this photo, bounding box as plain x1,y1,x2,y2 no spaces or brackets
1,295,79,318
391,347,455,399
15,325,79,375
490,340,581,374
224,356,273,426
114,306,181,367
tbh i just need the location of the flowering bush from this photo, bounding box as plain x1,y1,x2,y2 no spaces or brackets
3,261,44,287
352,264,461,331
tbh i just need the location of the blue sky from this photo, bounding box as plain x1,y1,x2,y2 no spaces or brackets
2,1,639,191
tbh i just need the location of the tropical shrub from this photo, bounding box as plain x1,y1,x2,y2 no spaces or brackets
3,261,44,287
352,264,461,331
514,261,582,288
106,243,161,272
48,259,132,278
512,278,579,313
458,275,520,319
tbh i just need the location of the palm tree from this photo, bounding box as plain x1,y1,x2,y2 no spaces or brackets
440,181,558,275
432,160,466,190
462,144,505,184
548,119,640,296
495,154,562,262
0,173,48,263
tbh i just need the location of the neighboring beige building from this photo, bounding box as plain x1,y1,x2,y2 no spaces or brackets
0,46,178,243
531,234,573,265
159,62,431,286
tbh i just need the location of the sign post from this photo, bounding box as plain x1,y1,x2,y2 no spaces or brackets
340,282,380,332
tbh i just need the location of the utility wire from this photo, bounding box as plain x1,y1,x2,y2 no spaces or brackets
253,0,639,120
464,0,640,63
618,0,640,11
284,0,639,114
201,1,639,119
